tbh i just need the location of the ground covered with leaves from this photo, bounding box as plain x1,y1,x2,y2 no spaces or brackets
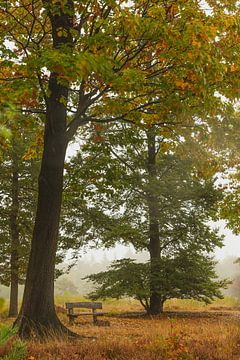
1,298,240,359
26,316,239,360
24,298,240,360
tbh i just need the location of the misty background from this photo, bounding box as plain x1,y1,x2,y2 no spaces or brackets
0,219,239,300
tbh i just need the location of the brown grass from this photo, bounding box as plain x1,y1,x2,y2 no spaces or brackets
26,306,240,360
1,298,240,359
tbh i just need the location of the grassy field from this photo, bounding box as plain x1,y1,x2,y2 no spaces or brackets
1,297,240,359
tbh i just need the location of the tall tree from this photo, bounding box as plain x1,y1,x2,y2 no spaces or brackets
0,0,239,336
0,118,40,317
62,123,224,314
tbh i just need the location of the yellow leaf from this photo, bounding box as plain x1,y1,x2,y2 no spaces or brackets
175,79,190,90
230,64,238,72
22,147,36,161
192,36,201,48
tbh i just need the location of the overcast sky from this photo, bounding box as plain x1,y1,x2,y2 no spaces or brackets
214,221,240,260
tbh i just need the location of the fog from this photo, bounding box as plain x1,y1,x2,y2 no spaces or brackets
0,220,239,300
53,225,240,298
213,221,240,260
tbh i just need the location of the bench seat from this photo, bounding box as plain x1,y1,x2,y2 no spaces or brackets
65,302,103,324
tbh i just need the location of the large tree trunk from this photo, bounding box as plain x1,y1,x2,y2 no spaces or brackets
15,125,68,337
8,147,20,317
15,1,74,338
147,295,164,315
146,128,163,315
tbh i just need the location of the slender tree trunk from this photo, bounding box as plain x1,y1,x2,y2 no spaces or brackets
8,148,20,317
15,1,74,338
9,275,18,317
146,128,163,315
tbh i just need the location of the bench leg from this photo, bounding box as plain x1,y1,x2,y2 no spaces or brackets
92,309,97,324
68,310,75,325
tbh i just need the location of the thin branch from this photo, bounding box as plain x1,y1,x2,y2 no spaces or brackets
109,147,136,173
20,108,46,114
65,115,91,141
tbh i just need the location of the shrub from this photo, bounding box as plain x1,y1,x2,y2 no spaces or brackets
0,325,26,360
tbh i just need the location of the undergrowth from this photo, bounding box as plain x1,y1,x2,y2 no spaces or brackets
0,325,26,360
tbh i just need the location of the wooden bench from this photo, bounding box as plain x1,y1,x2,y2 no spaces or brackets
65,302,103,325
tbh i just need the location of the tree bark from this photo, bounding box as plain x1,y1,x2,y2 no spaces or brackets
15,125,68,337
8,275,18,317
15,1,75,338
146,128,163,315
8,146,20,317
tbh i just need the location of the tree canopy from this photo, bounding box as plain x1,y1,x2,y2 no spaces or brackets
62,122,227,313
0,0,240,336
86,255,228,313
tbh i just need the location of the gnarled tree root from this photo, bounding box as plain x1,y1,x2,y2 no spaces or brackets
14,315,84,340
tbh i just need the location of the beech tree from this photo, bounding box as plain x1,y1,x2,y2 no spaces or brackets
0,0,240,336
86,256,228,313
63,122,225,314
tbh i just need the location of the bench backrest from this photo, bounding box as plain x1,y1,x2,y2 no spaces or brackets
65,302,102,310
